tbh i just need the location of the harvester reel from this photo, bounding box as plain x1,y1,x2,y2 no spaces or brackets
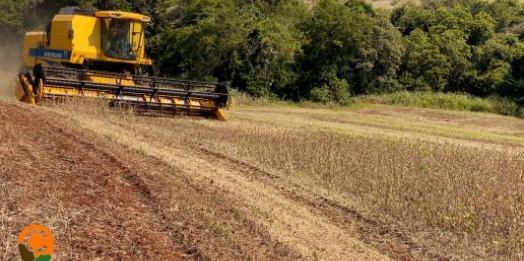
16,63,235,121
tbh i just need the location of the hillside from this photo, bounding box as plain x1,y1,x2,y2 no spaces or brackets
2,95,524,260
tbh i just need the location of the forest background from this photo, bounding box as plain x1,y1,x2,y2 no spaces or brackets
5,0,524,116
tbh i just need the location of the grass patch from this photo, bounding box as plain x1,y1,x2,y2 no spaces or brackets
352,91,524,117
232,90,524,118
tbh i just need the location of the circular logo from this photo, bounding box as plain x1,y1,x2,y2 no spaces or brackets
18,224,54,261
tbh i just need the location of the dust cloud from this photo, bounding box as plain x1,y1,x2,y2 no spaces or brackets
0,39,22,99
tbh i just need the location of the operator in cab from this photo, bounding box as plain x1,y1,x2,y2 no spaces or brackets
105,19,135,59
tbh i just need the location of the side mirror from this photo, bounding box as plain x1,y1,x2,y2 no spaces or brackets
68,29,74,40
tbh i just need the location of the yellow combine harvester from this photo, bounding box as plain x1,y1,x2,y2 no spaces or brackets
15,6,234,120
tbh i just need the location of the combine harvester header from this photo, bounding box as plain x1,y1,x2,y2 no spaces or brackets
15,6,234,120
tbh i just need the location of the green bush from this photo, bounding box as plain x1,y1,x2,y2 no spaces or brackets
352,91,524,118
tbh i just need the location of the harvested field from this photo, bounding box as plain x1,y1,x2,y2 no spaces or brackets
2,97,524,260
0,100,304,260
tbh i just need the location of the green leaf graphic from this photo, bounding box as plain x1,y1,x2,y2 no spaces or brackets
34,255,52,261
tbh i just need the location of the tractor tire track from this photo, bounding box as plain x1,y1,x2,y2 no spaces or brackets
40,102,517,260
187,146,427,260
55,109,449,260
52,112,392,261
43,102,490,261
36,103,305,261
0,101,185,260
51,127,211,261
66,136,301,261
185,145,483,261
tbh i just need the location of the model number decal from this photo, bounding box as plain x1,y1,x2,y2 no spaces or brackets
28,48,71,59
43,51,64,58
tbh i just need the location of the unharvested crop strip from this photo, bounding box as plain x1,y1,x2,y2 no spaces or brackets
188,144,460,261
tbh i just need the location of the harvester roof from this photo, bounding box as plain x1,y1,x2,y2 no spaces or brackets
57,6,151,23
94,11,151,23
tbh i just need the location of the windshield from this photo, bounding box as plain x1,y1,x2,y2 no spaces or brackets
101,18,144,60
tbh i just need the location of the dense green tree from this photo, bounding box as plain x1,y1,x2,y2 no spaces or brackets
219,0,308,98
399,28,450,91
361,10,405,94
0,1,28,38
468,12,497,45
430,28,473,92
292,0,376,102
224,15,305,98
153,0,307,98
155,0,249,80
5,0,524,109
482,0,524,32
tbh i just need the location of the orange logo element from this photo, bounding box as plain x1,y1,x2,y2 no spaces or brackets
18,224,54,261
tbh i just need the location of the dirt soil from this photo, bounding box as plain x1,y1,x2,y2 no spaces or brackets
0,100,305,260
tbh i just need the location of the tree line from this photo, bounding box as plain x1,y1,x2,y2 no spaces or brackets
4,0,524,107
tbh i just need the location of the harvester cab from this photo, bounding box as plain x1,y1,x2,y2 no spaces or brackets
15,6,234,120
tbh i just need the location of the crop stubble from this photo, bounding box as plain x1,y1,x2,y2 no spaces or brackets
0,100,302,260
44,98,524,260
3,97,524,260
